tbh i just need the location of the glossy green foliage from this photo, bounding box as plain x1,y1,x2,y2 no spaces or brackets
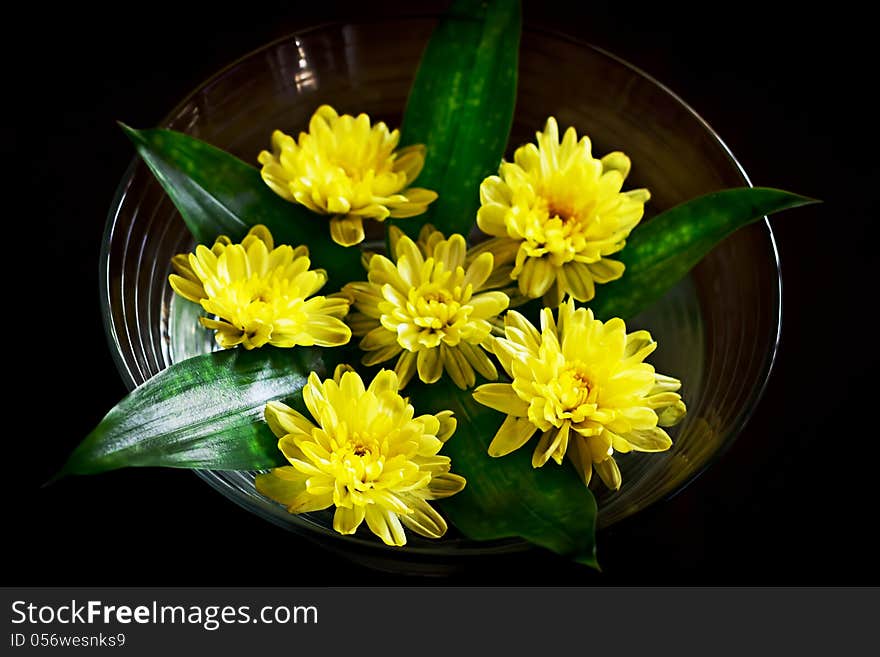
409,379,598,567
590,187,818,320
396,0,521,238
121,125,362,291
59,348,338,476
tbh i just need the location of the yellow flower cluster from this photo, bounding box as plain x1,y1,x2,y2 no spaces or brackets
344,225,509,389
256,366,466,546
476,117,649,307
259,105,437,247
474,299,686,490
169,225,350,350
170,107,686,545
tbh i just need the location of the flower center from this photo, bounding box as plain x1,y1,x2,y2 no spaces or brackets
327,140,393,182
421,289,453,304
408,284,465,330
376,260,479,352
345,430,375,457
519,195,597,266
547,199,579,225
555,363,597,411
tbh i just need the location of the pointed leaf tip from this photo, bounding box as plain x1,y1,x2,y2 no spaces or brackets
61,347,341,476
41,466,71,488
395,0,521,238
590,186,819,321
117,121,139,140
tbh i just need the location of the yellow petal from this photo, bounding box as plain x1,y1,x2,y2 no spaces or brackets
171,253,197,279
600,151,631,178
567,438,593,487
594,456,622,490
417,347,444,384
369,491,412,515
259,164,296,201
625,188,651,204
504,310,541,352
425,473,466,499
367,369,400,396
532,422,570,468
264,401,315,439
468,291,510,319
488,415,538,457
479,175,512,208
245,235,269,276
331,364,356,383
301,316,352,347
433,233,467,272
560,262,596,301
458,342,498,381
473,383,529,416
347,313,380,336
246,224,274,249
397,255,422,289
338,369,366,399
220,244,249,281
398,497,448,538
329,216,365,247
333,505,366,535
518,257,556,298
365,506,407,546
620,406,660,430
625,329,656,358
434,410,457,442
476,202,509,235
441,345,474,389
169,274,206,303
650,373,683,394
623,426,673,452
367,255,410,293
255,467,307,506
393,144,426,184
588,432,613,462
388,188,437,217
394,350,418,389
587,258,625,284
395,234,425,271
657,400,687,427
463,251,495,291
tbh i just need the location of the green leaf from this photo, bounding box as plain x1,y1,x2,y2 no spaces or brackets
590,187,819,321
59,347,339,477
396,0,520,238
408,379,598,567
120,124,362,291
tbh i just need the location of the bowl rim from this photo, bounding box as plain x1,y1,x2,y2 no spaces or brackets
99,16,782,555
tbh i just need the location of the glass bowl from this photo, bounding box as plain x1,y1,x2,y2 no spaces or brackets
101,17,780,571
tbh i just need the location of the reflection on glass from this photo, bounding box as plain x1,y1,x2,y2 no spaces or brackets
268,36,318,95
292,37,317,92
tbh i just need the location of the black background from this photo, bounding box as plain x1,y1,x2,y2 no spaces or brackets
8,1,878,584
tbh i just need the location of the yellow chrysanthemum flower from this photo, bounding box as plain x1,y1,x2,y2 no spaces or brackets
169,225,351,350
344,225,509,390
255,365,466,546
473,299,686,490
258,105,438,247
476,117,650,306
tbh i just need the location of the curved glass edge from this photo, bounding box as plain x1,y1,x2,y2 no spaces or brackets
564,32,783,510
99,158,141,392
192,470,529,559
